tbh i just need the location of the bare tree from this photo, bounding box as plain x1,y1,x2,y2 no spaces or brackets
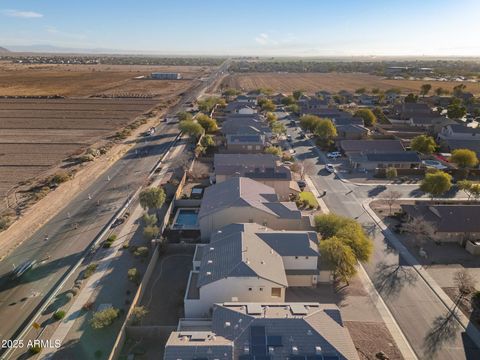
401,217,437,246
382,190,401,214
453,269,475,306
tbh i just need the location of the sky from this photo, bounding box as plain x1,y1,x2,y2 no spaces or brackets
1,0,480,56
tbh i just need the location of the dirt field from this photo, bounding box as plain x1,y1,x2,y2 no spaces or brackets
0,62,211,98
0,98,160,197
222,72,480,95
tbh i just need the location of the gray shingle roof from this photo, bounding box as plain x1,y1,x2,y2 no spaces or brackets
365,151,421,162
256,231,319,256
401,204,480,233
197,223,288,287
340,139,405,153
214,154,291,180
198,177,301,221
222,115,270,136
448,124,480,134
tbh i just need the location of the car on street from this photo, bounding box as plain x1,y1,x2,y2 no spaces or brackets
325,164,335,173
327,151,341,159
422,160,448,170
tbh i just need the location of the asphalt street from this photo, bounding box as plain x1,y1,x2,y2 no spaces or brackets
278,111,480,360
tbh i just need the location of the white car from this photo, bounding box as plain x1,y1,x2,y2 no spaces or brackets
327,151,341,159
325,164,335,173
422,160,448,170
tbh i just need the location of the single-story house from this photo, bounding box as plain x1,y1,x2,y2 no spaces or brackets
198,177,311,240
438,124,480,141
335,123,369,140
185,223,320,317
349,151,421,170
401,204,480,244
236,94,258,105
165,302,359,360
440,139,480,158
339,139,405,157
213,154,300,200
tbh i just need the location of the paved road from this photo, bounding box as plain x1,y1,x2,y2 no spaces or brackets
277,111,480,360
0,59,229,354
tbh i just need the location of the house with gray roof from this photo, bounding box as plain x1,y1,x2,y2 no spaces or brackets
198,177,312,240
221,114,271,153
349,151,421,171
185,223,320,317
164,302,359,360
213,154,300,200
340,139,405,156
401,204,480,245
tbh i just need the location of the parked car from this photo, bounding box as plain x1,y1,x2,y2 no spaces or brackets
422,160,448,170
327,151,341,159
325,164,335,173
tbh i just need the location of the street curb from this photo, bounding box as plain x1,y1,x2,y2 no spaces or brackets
362,199,480,350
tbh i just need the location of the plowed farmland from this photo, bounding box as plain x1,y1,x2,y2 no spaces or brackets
222,72,480,95
0,98,159,197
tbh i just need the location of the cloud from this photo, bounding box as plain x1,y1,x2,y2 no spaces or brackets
1,9,43,18
254,33,270,45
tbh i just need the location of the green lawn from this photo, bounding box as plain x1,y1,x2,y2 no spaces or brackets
298,191,319,209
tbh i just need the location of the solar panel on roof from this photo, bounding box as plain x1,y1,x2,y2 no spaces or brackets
322,355,339,360
252,345,267,356
266,335,282,347
306,356,324,360
289,356,307,360
251,326,266,337
239,356,254,360
250,326,267,357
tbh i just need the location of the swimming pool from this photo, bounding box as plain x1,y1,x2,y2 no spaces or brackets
172,208,199,229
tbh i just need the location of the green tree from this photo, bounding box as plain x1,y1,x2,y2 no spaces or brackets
90,307,120,329
447,99,467,119
420,84,432,97
266,112,277,123
196,114,218,133
179,120,204,138
411,135,437,154
355,87,366,94
404,93,418,103
314,118,337,143
315,213,351,238
453,84,467,97
197,97,225,113
287,104,300,114
354,108,377,127
261,99,275,112
281,96,296,106
293,90,304,100
457,180,480,200
300,115,321,132
128,267,140,283
420,170,452,198
177,111,193,121
435,87,448,96
372,107,389,124
142,213,157,226
143,225,160,240
319,236,357,285
129,306,148,325
451,148,478,168
139,187,166,210
200,134,215,149
271,121,286,135
264,146,282,157
386,167,398,179
223,88,240,98
335,223,373,263
371,88,380,94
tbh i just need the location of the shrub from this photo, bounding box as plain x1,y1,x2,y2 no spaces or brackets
51,171,71,184
386,167,398,179
83,263,98,279
143,225,159,240
134,246,149,258
53,310,66,320
90,307,120,329
129,306,148,325
29,345,42,354
103,234,117,248
128,268,140,283
65,293,74,302
0,215,12,231
122,242,130,249
298,191,318,209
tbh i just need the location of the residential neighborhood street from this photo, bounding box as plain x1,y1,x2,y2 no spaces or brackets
278,111,480,360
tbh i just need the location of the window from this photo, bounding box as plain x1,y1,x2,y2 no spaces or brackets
248,287,253,291
259,287,264,291
305,256,309,259
295,256,299,259
271,288,281,298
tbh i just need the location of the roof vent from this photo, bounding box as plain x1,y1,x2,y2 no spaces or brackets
206,271,212,276
261,261,265,265
225,321,231,327
244,345,250,354
307,330,313,336
207,260,213,264
292,346,299,355
315,346,322,354
268,346,275,354
209,247,215,251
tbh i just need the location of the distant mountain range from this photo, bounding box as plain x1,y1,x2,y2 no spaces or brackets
3,44,129,54
0,46,10,53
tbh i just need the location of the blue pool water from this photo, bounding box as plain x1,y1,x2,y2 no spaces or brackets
174,209,198,228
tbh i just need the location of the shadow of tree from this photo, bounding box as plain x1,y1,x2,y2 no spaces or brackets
423,309,460,359
373,260,418,298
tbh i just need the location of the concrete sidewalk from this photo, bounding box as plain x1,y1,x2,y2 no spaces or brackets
363,198,480,350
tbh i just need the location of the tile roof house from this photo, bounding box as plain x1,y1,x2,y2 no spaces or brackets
213,154,300,200
198,177,311,240
165,302,359,360
185,223,320,317
349,151,421,170
437,124,480,157
401,204,480,244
